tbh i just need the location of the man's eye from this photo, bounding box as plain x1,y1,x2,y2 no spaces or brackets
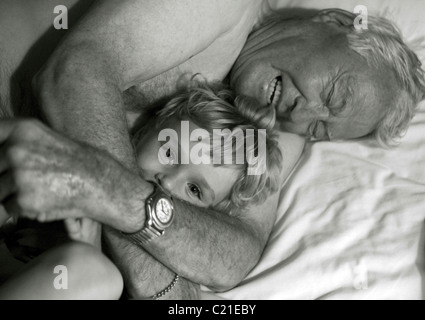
326,83,336,106
309,121,327,142
187,183,201,199
315,121,326,140
308,121,318,140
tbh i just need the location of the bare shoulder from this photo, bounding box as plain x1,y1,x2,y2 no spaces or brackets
126,0,265,113
234,132,305,241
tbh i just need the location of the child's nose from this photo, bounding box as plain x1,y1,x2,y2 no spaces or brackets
155,173,178,194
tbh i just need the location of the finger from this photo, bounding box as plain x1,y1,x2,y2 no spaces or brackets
81,218,102,236
0,172,16,202
81,218,99,229
64,218,82,236
0,120,17,144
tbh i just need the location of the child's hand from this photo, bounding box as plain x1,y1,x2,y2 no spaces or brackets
64,218,102,249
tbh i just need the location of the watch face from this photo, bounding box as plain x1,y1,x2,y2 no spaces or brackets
155,198,173,224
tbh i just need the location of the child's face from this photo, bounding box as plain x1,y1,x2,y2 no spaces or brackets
135,120,241,208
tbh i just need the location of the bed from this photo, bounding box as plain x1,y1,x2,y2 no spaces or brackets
1,0,424,301
202,0,425,300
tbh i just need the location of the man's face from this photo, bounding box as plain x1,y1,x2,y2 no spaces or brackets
230,17,398,141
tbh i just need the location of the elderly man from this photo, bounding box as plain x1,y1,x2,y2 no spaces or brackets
0,0,424,299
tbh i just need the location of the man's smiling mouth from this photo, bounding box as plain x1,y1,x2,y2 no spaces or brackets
267,76,282,108
267,75,299,121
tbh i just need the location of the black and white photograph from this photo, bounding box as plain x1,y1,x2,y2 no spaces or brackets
0,0,424,304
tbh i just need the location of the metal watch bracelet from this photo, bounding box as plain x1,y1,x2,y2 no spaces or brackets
152,274,180,300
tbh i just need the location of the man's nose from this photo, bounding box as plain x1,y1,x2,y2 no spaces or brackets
291,101,330,123
279,72,302,112
278,73,329,122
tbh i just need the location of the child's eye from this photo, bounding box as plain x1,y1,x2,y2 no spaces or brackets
187,183,202,200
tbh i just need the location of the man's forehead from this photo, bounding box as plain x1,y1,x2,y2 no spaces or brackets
329,70,395,139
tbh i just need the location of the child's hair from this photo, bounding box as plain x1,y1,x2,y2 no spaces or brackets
133,79,283,214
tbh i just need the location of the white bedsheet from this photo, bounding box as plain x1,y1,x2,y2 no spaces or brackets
203,0,425,300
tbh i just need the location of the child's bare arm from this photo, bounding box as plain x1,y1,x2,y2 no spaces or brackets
0,242,123,300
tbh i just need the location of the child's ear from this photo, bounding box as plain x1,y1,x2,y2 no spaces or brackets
311,9,356,31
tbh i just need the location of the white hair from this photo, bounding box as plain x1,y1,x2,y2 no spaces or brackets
346,15,425,147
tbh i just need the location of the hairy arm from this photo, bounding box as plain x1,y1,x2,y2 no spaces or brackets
33,0,269,294
128,196,280,292
103,227,201,300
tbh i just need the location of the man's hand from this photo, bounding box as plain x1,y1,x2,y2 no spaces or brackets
0,119,98,222
0,119,150,231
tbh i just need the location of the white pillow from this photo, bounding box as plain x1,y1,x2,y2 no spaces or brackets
270,0,425,61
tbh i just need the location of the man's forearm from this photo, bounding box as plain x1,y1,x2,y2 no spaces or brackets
126,199,264,292
103,227,200,300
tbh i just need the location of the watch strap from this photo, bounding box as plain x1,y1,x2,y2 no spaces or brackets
138,224,163,244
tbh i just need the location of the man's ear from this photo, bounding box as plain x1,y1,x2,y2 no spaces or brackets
311,8,356,30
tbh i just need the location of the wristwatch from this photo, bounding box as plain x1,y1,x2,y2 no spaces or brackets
137,186,175,244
